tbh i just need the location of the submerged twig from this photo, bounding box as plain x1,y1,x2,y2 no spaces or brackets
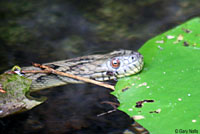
97,101,120,117
101,101,120,109
22,70,51,74
31,63,115,90
97,109,117,117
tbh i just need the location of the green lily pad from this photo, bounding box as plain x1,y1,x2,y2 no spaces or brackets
0,74,45,118
113,18,200,133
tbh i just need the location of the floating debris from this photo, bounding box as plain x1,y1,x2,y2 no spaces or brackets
178,98,182,101
128,108,133,111
192,120,197,123
193,43,197,46
150,108,161,114
133,115,145,120
158,45,164,50
131,83,135,86
156,109,161,113
167,35,175,39
182,28,192,33
174,34,184,44
177,34,184,41
156,40,164,44
137,82,147,88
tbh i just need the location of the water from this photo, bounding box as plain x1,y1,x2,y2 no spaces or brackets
0,0,200,133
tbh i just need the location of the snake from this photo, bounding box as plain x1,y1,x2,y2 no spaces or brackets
20,49,148,134
22,49,144,91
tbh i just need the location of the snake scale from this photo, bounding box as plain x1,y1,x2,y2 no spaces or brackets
18,49,148,134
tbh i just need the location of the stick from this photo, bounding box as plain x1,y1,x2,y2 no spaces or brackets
22,70,51,74
32,63,115,91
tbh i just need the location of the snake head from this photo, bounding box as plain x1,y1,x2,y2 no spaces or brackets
106,50,144,78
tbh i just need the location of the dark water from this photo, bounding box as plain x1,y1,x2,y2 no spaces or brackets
0,0,200,133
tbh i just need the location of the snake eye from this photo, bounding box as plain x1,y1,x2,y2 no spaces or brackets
111,58,120,69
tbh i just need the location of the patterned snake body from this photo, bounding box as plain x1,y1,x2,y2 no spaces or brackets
22,50,144,91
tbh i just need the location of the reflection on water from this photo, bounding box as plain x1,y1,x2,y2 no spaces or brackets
0,0,200,133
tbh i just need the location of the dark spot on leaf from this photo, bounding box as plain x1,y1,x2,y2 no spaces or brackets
183,41,189,46
122,87,129,92
182,28,192,33
149,109,161,114
135,100,154,108
149,111,159,114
